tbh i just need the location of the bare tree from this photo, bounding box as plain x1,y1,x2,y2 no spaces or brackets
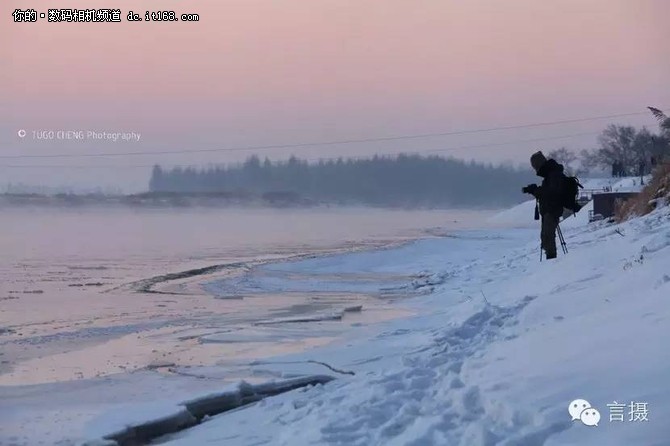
583,124,654,175
578,148,600,175
648,107,670,136
596,125,637,174
648,107,670,161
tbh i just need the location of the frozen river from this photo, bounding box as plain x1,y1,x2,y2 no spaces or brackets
0,207,492,385
0,206,496,444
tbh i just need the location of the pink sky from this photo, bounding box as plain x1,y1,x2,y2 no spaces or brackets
2,0,669,191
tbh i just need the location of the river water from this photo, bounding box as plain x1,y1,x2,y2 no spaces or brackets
0,206,494,385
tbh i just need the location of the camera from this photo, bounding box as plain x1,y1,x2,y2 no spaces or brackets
522,184,537,194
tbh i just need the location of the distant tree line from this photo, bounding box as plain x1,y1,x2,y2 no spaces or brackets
149,155,535,208
149,107,670,207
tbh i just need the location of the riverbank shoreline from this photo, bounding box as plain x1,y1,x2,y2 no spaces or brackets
0,207,496,445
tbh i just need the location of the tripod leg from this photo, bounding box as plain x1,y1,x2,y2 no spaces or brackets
562,228,568,253
557,224,568,254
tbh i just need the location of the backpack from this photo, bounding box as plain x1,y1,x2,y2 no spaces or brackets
560,175,583,212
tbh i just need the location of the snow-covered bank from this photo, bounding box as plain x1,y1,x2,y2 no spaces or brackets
3,201,669,445
153,206,669,445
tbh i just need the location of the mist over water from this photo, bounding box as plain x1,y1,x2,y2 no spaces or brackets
1,207,494,264
0,206,492,386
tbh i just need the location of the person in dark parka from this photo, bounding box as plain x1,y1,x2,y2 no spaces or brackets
522,151,566,259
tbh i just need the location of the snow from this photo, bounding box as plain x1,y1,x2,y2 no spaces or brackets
0,371,227,445
487,198,592,230
609,176,651,192
488,199,537,228
77,378,335,444
4,197,669,446
560,200,593,229
154,203,669,445
581,176,651,193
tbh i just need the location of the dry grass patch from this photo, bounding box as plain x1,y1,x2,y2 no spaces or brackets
615,163,670,221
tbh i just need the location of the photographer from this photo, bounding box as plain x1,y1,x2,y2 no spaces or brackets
522,151,567,260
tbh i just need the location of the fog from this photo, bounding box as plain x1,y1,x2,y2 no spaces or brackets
0,207,494,267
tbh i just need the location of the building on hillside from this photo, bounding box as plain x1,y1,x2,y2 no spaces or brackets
589,192,640,222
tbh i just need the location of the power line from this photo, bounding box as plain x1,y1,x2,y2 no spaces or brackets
424,130,598,154
0,130,600,168
0,109,658,160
